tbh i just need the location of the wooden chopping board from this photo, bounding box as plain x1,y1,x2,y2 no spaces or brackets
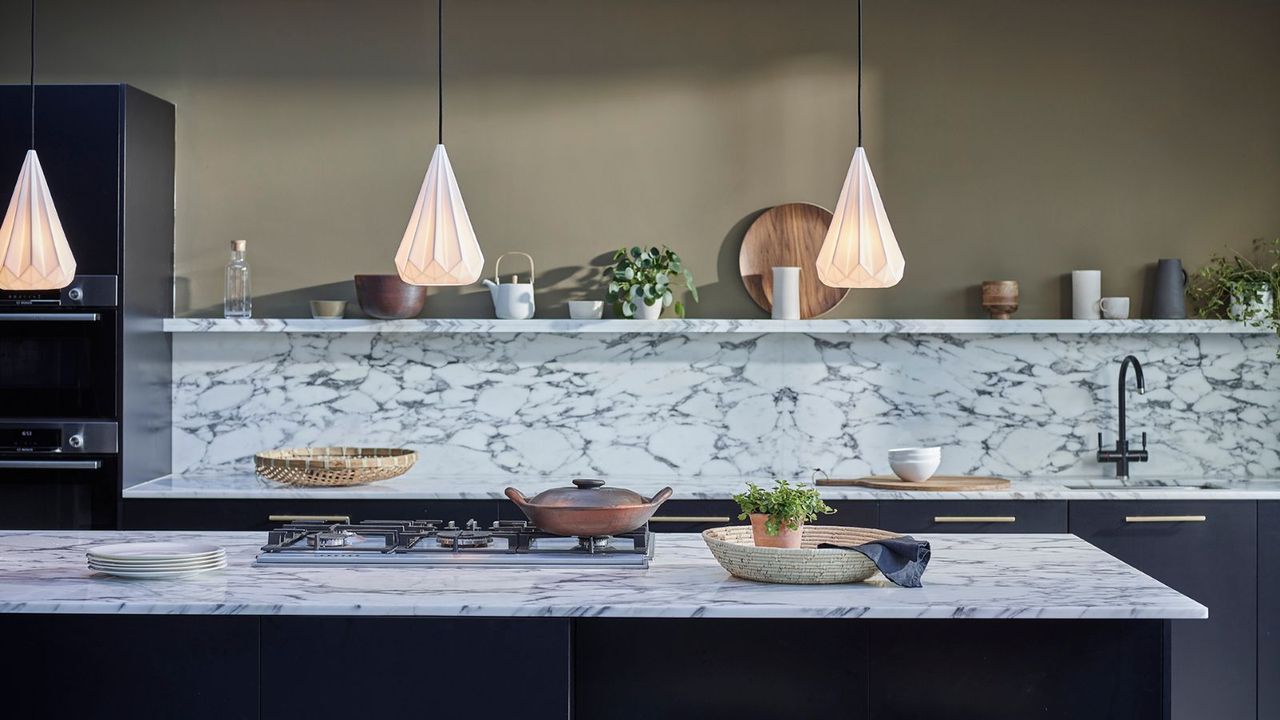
739,203,849,318
817,476,1012,492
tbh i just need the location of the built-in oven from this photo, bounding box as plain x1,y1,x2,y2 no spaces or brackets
0,275,118,419
0,419,119,529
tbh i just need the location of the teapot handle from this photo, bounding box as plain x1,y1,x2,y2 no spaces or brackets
494,252,535,284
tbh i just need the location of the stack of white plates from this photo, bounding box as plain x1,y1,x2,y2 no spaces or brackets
86,542,227,579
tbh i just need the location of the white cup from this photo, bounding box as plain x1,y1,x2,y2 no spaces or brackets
1072,270,1102,319
1099,296,1130,319
568,301,604,320
771,267,801,320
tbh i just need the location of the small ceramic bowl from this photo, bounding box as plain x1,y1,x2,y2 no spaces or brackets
890,456,942,483
888,446,941,460
568,300,604,320
310,300,347,319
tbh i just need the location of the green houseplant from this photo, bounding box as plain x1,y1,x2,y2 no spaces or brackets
604,246,698,319
733,479,835,548
1189,238,1279,345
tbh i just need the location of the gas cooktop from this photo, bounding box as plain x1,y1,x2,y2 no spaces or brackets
256,518,654,568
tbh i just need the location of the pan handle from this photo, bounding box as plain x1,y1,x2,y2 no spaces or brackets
504,487,529,507
647,487,674,506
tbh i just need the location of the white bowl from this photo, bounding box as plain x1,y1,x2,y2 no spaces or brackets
568,300,604,320
890,456,942,483
888,447,941,461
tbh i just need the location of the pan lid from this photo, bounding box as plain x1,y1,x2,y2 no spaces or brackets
522,479,649,509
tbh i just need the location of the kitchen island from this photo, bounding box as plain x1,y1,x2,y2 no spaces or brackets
1,531,1200,719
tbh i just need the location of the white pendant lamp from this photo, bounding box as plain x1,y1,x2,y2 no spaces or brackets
0,0,76,291
815,0,904,289
395,0,483,286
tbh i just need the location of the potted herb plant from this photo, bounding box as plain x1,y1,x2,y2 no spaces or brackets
732,479,835,549
1189,238,1279,341
604,246,698,319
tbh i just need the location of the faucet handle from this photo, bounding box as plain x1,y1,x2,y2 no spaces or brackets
1141,432,1147,450
1097,432,1104,450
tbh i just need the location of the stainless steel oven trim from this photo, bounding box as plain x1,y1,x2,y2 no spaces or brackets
0,459,103,470
0,313,101,322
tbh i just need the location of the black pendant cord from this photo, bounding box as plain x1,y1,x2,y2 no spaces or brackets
29,0,36,149
437,0,443,146
856,0,863,148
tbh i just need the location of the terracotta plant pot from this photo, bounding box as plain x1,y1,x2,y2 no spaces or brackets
749,513,803,549
354,274,427,319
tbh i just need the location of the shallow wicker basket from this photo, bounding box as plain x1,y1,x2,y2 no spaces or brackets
254,447,417,487
702,525,902,585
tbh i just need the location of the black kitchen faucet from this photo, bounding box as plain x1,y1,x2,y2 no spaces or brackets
1097,355,1150,479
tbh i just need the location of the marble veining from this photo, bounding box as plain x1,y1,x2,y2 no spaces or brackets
171,330,1279,482
0,531,1206,620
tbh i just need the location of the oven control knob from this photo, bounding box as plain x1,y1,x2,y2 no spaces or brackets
67,287,83,302
68,434,84,449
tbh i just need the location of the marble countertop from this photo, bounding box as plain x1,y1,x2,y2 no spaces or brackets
164,317,1269,335
124,466,1280,501
0,531,1205,620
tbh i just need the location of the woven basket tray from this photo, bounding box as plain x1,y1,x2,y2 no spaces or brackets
702,525,901,585
254,447,417,487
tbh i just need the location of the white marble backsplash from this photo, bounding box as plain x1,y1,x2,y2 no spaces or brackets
172,331,1279,480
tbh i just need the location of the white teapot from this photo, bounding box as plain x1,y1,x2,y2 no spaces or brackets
482,252,536,320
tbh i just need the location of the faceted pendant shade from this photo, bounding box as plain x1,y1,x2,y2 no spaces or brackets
815,147,904,288
0,149,76,290
395,144,484,286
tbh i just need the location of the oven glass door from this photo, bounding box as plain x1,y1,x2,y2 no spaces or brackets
0,456,117,529
0,310,116,419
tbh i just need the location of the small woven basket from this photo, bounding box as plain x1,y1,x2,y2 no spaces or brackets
702,525,901,585
254,447,417,487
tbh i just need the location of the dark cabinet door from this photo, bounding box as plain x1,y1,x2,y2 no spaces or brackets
1260,502,1279,720
879,500,1067,534
1069,501,1256,720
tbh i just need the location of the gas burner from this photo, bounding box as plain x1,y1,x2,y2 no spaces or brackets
309,530,353,548
437,530,494,548
259,517,654,567
576,536,612,552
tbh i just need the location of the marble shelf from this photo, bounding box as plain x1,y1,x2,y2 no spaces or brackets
0,531,1206,620
162,317,1272,335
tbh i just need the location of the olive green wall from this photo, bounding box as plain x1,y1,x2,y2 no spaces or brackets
2,0,1278,318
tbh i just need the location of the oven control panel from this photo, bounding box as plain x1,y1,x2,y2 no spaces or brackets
0,275,118,308
0,421,118,454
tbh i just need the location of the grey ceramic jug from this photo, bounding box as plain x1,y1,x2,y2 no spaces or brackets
1151,258,1188,319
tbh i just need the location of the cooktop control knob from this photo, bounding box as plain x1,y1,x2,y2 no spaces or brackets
67,287,83,302
68,434,84,449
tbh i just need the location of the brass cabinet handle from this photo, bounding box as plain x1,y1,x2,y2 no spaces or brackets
1125,515,1206,523
267,514,351,523
933,516,1017,523
649,516,732,523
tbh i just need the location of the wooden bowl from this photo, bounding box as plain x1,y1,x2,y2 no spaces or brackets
354,275,426,319
981,280,1019,320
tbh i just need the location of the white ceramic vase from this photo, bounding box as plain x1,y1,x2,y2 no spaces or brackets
771,266,801,320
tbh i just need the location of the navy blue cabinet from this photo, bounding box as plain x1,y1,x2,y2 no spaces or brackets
878,500,1067,534
1070,501,1257,720
1260,502,1279,720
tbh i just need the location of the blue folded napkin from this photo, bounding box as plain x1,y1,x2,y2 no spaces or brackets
817,536,931,588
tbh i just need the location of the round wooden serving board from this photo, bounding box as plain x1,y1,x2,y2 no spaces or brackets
818,476,1012,492
739,203,849,318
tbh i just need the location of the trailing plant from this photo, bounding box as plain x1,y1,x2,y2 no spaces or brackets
604,246,699,318
733,479,835,536
1189,238,1279,348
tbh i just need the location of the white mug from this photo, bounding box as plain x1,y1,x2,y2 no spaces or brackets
1099,296,1130,319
